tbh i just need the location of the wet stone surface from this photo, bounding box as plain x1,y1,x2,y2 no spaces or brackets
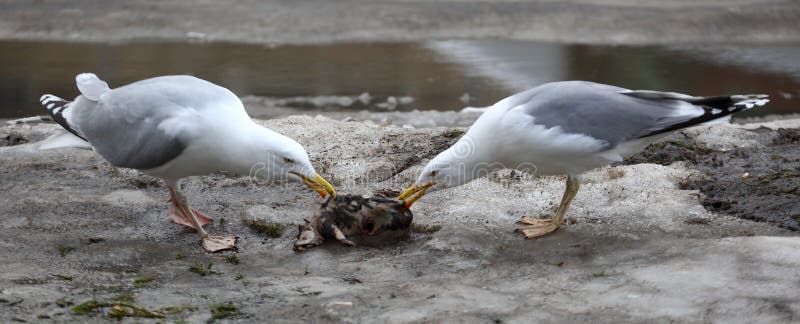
1,116,799,323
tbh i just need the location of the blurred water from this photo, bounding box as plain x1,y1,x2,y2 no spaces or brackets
1,40,798,118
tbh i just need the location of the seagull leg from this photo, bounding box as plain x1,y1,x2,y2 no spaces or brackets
168,186,237,252
168,187,213,229
515,175,580,239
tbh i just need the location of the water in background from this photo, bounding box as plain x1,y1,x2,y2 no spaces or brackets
1,40,798,119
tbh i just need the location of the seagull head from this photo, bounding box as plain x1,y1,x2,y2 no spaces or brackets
398,140,476,207
260,134,336,199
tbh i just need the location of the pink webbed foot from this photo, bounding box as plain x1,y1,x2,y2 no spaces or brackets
515,216,562,239
169,205,213,230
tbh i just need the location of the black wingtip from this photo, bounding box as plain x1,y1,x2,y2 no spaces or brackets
636,94,770,139
39,94,87,141
688,94,769,112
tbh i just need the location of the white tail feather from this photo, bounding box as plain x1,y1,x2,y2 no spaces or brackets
76,73,110,101
38,131,93,150
731,95,770,110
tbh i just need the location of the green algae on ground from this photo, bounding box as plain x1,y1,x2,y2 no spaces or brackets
133,276,156,288
114,293,135,303
225,254,240,265
245,219,285,238
440,129,465,138
72,300,164,318
210,303,240,320
233,273,250,286
57,245,74,257
162,304,198,314
189,263,222,276
72,294,196,319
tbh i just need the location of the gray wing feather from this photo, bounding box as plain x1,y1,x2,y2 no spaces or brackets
512,81,750,149
71,75,238,170
616,90,701,101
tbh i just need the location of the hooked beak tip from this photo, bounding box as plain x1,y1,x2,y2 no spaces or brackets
319,174,336,197
293,171,337,198
399,182,434,207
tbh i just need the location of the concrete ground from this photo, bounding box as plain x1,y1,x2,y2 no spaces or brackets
0,0,798,45
1,115,798,322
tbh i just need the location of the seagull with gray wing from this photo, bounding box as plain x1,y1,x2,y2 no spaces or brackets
40,73,336,252
399,81,768,239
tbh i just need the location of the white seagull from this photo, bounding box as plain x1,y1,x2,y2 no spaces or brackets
40,73,336,252
400,81,768,239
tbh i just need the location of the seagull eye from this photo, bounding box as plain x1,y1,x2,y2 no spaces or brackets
283,157,294,164
430,170,438,177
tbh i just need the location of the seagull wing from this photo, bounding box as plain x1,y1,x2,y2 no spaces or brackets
70,75,247,170
504,81,767,151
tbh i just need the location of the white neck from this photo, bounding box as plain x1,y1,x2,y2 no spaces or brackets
217,121,287,179
445,106,509,186
438,133,499,187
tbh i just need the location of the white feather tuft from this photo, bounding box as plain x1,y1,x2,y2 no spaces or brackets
733,98,770,109
731,94,769,108
75,73,110,101
701,115,732,126
38,130,93,150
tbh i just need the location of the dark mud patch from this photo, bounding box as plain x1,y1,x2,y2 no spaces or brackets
377,131,462,182
626,128,800,230
624,140,716,165
1,132,28,146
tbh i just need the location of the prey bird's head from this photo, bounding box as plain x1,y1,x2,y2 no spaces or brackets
360,198,414,236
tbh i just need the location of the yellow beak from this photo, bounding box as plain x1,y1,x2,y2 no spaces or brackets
292,172,336,198
398,182,435,207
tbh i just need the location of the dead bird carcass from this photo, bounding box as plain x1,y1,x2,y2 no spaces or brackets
294,194,414,251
